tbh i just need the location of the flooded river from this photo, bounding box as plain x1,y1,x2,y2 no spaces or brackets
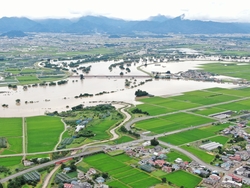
0,61,238,117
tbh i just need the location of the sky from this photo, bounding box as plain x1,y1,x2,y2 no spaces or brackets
0,0,250,22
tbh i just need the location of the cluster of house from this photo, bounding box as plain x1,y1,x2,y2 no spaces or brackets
75,118,92,132
63,168,109,188
222,123,248,136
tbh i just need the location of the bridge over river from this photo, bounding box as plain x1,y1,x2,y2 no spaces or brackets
70,75,152,79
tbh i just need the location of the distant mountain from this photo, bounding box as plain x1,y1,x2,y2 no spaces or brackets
0,30,27,37
1,15,250,34
147,14,171,22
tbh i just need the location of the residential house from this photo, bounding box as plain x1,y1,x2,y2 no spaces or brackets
172,164,180,171
154,160,165,167
95,177,105,184
228,174,242,183
87,168,96,175
64,183,73,188
236,151,250,160
175,158,183,164
229,155,242,162
23,160,34,166
162,166,172,173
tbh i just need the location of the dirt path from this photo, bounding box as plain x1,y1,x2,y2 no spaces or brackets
109,103,131,141
54,119,67,150
42,165,61,188
22,117,26,159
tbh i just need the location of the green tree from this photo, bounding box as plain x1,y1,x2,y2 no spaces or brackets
161,177,166,183
151,138,159,146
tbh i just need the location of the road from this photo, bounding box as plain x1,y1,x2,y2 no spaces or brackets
1,98,250,184
124,95,250,131
42,165,61,188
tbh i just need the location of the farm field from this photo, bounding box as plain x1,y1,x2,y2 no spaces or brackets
205,87,250,97
16,75,40,84
215,99,250,111
135,112,214,134
165,170,202,188
200,62,250,80
83,153,161,188
87,119,117,140
166,149,192,163
192,107,227,116
137,97,201,114
181,145,215,163
134,104,175,116
0,156,22,167
159,123,230,146
113,135,135,144
209,136,229,145
171,90,241,105
26,116,64,153
0,118,23,155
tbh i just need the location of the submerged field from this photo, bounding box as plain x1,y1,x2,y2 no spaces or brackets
26,116,64,152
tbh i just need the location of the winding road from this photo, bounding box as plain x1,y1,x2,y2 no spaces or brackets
1,99,250,184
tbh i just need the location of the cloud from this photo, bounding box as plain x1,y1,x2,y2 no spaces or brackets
0,0,250,22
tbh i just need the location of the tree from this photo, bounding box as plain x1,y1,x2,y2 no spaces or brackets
0,183,3,188
161,177,166,183
150,138,159,146
80,74,84,80
15,99,20,104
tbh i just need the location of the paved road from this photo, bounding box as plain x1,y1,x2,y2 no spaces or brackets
125,96,250,131
2,98,250,184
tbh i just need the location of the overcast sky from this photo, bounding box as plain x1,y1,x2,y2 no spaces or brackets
0,0,250,22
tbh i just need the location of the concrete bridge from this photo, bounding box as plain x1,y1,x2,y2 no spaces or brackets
70,75,152,79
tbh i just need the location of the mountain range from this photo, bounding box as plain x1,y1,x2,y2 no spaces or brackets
1,14,250,35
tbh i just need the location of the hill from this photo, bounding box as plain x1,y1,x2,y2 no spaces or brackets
0,30,27,38
1,15,250,34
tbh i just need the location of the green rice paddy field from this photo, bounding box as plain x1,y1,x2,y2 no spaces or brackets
136,87,250,117
165,170,202,188
26,116,64,153
87,119,117,140
159,123,230,145
135,112,215,134
82,153,161,188
181,145,215,163
200,62,250,80
16,75,40,84
0,118,23,155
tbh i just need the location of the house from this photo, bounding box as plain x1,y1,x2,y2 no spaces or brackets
175,158,183,163
221,180,242,188
236,151,250,160
63,167,71,173
229,155,241,162
95,177,105,184
203,178,218,186
154,160,165,167
23,160,34,166
87,168,96,175
140,164,154,172
229,174,242,183
142,141,151,147
235,167,245,175
77,171,85,179
158,153,167,160
64,183,73,188
172,164,180,171
162,166,172,173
